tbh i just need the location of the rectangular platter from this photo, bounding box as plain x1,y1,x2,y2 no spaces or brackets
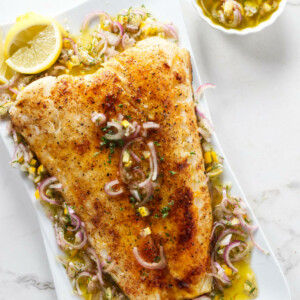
0,0,291,299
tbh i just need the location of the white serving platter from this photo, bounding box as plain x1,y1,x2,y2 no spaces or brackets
0,0,291,299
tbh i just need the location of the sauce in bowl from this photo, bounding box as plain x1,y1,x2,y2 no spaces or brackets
197,0,281,30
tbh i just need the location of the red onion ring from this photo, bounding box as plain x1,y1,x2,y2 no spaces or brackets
105,121,124,140
147,141,158,181
55,224,87,250
0,74,19,91
91,112,106,126
195,83,216,100
210,222,225,241
129,150,141,163
133,245,166,269
104,179,124,196
75,271,93,295
39,177,61,206
81,11,112,31
223,240,245,273
112,21,124,36
86,247,104,285
249,230,269,255
62,37,79,56
119,137,144,183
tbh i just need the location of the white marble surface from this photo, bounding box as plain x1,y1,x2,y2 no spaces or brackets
0,0,299,299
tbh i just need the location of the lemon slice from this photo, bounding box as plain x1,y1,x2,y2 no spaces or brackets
0,29,15,84
4,13,62,74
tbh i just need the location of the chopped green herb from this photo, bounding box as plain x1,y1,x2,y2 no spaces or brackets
118,104,123,108
250,287,256,294
154,256,161,262
169,200,174,206
170,170,176,175
165,232,170,237
93,152,100,157
160,156,164,161
190,151,196,155
154,214,160,218
162,212,169,218
120,207,124,211
153,141,161,147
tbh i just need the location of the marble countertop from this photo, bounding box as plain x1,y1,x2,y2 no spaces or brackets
0,0,299,299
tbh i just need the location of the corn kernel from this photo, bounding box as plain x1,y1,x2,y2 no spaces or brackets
65,69,70,74
28,167,36,174
140,227,151,237
64,207,68,215
70,55,80,66
137,206,150,217
124,161,132,168
30,159,37,166
143,151,150,159
122,151,130,163
121,120,130,128
223,264,233,276
231,217,240,226
33,175,41,183
66,60,73,70
18,156,24,163
70,249,78,257
211,151,218,163
35,189,40,199
37,165,45,175
204,151,212,164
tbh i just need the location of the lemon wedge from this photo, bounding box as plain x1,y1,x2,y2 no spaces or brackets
4,12,62,74
0,29,15,84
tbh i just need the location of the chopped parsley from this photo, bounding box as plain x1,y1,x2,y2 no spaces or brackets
170,170,176,175
153,141,161,147
154,256,161,263
93,152,100,157
118,104,123,108
190,151,196,155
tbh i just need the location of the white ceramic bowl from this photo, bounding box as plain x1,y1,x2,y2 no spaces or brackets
191,0,287,35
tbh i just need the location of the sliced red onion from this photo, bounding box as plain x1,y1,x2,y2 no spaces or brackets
39,177,61,205
208,272,231,285
132,168,146,183
104,179,124,196
124,123,136,137
214,261,231,284
55,225,87,250
86,247,104,285
143,122,160,130
75,271,93,296
117,113,124,121
235,210,258,232
9,87,18,94
81,11,112,31
193,296,211,300
130,189,141,202
112,21,124,36
231,241,252,262
18,143,30,162
91,112,106,126
223,240,245,273
129,150,141,163
62,37,79,56
0,74,19,91
141,22,178,40
213,229,247,253
49,183,62,190
195,83,216,100
119,137,144,183
210,222,225,241
195,106,214,132
138,180,154,205
249,230,269,255
147,141,158,181
122,33,136,49
105,121,124,140
64,204,82,232
133,245,166,269
95,32,108,56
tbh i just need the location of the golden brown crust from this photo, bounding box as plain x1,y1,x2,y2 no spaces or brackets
10,37,212,299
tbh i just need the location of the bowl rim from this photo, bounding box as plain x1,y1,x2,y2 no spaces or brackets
191,0,287,35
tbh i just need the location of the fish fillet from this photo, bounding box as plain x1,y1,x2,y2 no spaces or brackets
10,37,212,299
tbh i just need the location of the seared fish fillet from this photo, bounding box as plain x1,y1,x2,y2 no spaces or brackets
10,37,212,299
